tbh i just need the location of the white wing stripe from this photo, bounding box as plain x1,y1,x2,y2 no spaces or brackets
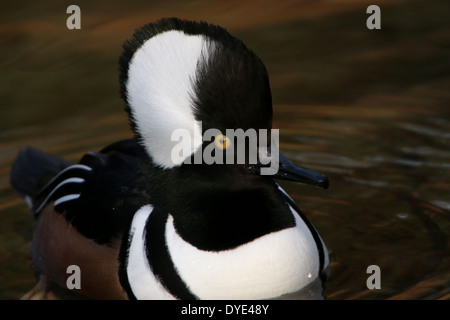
54,194,81,207
38,164,92,194
35,177,85,213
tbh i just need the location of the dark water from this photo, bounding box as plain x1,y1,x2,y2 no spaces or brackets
1,0,449,299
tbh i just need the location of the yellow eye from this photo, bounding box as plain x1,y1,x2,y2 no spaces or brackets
214,134,231,149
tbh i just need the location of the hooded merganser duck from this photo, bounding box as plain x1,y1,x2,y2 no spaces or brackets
11,18,329,300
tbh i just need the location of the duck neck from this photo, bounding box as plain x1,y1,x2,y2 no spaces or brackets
142,159,297,250
165,181,295,251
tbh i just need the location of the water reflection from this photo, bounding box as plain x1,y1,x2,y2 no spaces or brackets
272,277,326,300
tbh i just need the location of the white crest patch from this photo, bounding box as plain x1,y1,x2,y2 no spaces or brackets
126,30,212,168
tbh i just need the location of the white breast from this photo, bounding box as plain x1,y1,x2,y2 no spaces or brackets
126,205,176,299
127,203,323,300
165,206,320,300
